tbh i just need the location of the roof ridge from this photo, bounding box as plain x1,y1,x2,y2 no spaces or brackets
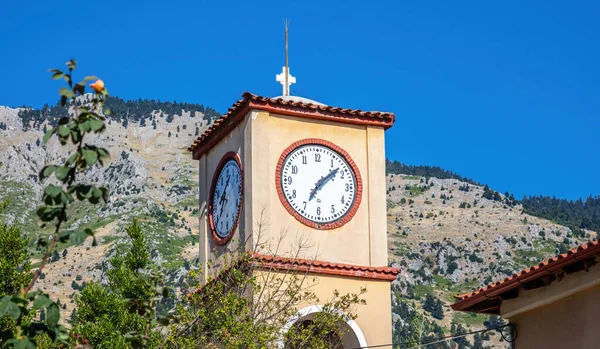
189,92,395,159
452,239,600,308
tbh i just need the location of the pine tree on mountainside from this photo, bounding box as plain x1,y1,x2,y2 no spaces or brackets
452,324,471,348
72,220,162,348
431,299,444,320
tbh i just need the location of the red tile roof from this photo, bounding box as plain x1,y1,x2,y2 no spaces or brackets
451,239,600,314
188,92,395,159
187,253,400,297
251,253,401,281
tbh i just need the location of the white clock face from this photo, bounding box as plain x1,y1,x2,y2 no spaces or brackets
279,144,357,226
210,158,243,240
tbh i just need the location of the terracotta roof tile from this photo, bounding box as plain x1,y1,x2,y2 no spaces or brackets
451,239,600,312
251,253,401,281
187,253,400,297
188,92,395,159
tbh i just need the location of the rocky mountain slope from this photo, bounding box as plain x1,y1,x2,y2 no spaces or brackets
0,103,208,316
386,174,596,347
0,102,597,348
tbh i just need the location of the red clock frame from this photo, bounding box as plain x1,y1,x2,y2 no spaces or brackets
275,138,363,230
207,151,244,245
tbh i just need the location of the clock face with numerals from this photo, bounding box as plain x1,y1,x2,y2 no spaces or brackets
276,139,362,230
208,153,243,244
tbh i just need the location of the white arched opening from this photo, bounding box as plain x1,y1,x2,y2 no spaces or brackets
278,305,368,349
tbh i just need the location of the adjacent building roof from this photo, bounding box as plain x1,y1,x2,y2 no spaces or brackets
451,239,600,315
188,92,395,159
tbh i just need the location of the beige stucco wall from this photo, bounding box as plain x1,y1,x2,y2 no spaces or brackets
254,270,393,348
499,264,600,349
249,111,388,267
507,283,600,349
198,115,253,281
199,109,390,272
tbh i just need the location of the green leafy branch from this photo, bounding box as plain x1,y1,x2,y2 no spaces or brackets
0,59,113,349
0,291,68,348
27,59,112,294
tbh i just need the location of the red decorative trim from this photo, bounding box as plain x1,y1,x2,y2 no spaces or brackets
207,152,244,246
252,253,401,281
275,138,363,230
187,253,400,297
451,239,600,312
189,92,395,159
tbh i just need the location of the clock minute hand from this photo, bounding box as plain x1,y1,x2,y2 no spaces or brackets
309,167,339,201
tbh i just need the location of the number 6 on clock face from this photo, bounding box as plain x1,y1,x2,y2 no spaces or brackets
276,139,362,230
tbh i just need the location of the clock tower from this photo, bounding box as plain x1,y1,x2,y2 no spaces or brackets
189,60,399,347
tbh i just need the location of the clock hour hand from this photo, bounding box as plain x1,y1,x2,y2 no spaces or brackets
309,167,339,201
218,175,231,217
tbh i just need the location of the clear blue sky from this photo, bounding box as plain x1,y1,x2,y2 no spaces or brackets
1,1,598,200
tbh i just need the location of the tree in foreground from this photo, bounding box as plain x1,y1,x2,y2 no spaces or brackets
165,214,367,349
0,174,33,348
72,220,164,348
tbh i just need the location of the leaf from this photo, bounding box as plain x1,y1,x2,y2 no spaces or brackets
25,292,37,301
82,148,98,166
58,117,70,125
40,165,57,180
58,125,70,137
58,230,70,243
89,187,103,204
66,58,76,70
36,237,48,248
0,296,10,317
71,129,81,143
103,107,114,116
51,72,64,80
42,185,68,205
79,120,91,133
97,148,111,166
90,119,104,132
73,185,93,200
5,299,20,320
80,75,99,84
37,206,61,222
33,294,53,309
43,127,55,143
44,185,62,197
58,87,74,98
66,152,78,165
100,187,110,203
5,339,34,349
46,303,60,327
69,230,88,245
55,166,70,181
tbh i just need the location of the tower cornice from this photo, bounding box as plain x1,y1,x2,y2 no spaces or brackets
189,92,395,159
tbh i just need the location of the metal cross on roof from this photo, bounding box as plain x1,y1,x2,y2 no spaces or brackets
276,67,295,96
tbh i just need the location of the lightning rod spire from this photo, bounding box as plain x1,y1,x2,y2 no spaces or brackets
276,19,296,96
